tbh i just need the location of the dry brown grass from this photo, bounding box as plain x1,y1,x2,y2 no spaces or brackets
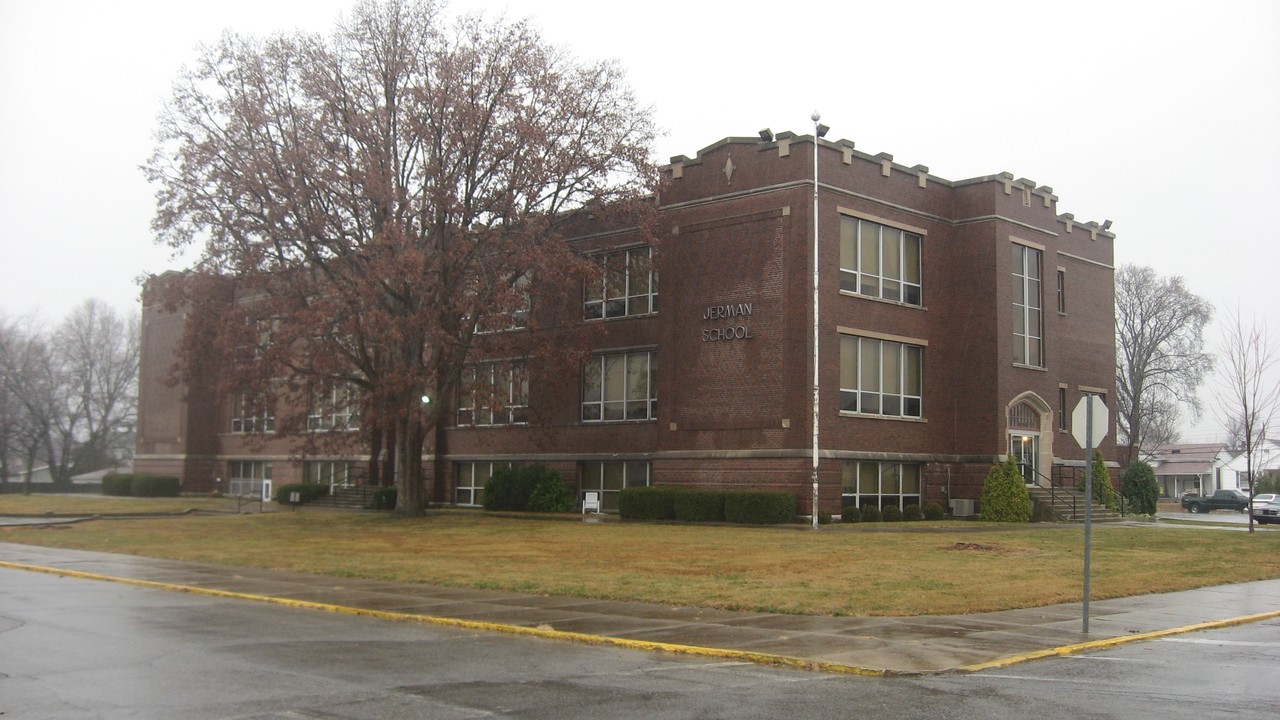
3,504,1278,616
0,494,240,515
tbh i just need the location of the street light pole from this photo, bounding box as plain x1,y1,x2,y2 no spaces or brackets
811,111,824,531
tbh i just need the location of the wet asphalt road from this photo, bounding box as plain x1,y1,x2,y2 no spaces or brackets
3,566,1279,719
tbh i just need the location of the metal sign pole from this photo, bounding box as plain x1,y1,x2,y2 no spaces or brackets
1083,398,1093,634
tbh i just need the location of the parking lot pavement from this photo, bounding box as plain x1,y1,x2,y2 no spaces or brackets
3,542,1279,675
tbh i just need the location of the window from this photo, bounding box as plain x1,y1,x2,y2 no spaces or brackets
1056,269,1066,314
839,335,922,418
842,462,921,510
580,460,649,512
231,393,275,433
228,460,272,498
308,384,359,431
582,351,656,422
457,361,528,426
1012,243,1043,367
839,217,922,306
1058,387,1068,431
307,461,354,489
476,274,531,333
454,461,514,506
584,246,657,319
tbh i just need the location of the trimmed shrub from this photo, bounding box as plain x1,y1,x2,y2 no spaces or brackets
483,465,572,513
674,489,726,522
102,473,133,496
902,504,923,521
372,487,398,510
275,483,329,505
618,486,679,520
1091,450,1118,510
882,505,904,522
841,505,862,523
817,511,833,525
923,502,945,520
860,505,882,522
482,465,540,511
979,458,1032,522
528,474,575,513
723,490,796,525
1120,461,1159,515
128,474,181,498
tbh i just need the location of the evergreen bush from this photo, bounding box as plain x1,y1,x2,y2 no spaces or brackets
860,505,882,522
274,483,329,505
979,458,1032,522
372,487,398,510
128,474,181,498
902,504,923,521
527,474,575,513
1120,461,1160,515
102,473,133,496
882,505,904,522
841,505,862,523
673,489,726,522
1090,450,1118,510
923,502,945,520
618,486,679,520
484,465,570,512
722,490,796,524
483,466,540,511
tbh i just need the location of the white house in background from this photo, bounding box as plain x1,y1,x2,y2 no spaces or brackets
2,465,54,487
1148,443,1233,497
1222,439,1280,491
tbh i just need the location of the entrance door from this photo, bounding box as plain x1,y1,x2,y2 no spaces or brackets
1009,433,1040,486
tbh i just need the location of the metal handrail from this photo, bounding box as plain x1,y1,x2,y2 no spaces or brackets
1024,464,1078,520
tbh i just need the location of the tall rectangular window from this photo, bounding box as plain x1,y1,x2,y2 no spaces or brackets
1012,243,1043,367
231,393,275,433
457,361,528,426
841,462,921,510
582,351,655,422
454,461,514,506
584,246,657,319
839,217,922,306
308,383,359,431
476,274,531,333
307,461,354,489
580,460,649,512
1058,387,1068,430
839,335,922,418
1056,269,1066,314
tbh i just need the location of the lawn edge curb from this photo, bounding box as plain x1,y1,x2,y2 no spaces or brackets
955,609,1280,672
0,560,888,677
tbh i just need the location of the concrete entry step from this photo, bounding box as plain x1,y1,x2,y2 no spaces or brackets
1027,486,1125,523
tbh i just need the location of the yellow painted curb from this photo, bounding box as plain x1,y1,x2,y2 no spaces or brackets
0,560,883,677
957,609,1280,673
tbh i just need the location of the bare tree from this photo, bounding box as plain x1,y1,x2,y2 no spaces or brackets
54,300,140,473
0,321,65,491
1216,307,1280,533
1115,265,1214,465
144,0,658,516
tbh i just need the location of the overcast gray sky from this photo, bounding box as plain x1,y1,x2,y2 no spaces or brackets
1,0,1277,442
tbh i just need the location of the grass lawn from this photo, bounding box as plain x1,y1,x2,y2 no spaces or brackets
0,494,247,515
3,497,1279,617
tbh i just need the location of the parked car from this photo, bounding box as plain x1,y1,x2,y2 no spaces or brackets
1251,500,1280,525
1181,488,1249,514
1250,493,1277,509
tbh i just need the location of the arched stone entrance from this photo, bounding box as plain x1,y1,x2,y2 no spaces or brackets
1006,392,1054,487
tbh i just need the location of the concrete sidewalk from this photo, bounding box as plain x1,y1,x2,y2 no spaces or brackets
2,541,1278,675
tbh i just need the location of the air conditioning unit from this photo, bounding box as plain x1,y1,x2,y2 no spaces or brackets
949,499,975,517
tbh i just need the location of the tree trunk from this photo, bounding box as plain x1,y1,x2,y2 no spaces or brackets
393,408,427,517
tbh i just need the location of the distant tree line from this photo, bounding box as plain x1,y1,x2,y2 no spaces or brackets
0,299,139,491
